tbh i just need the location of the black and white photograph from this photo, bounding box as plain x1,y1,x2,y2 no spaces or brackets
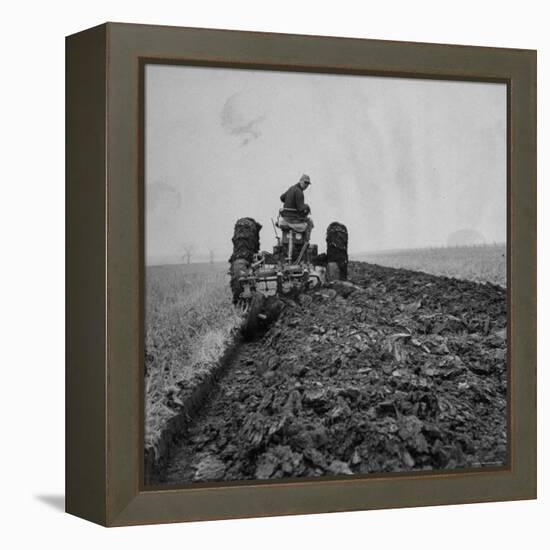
143,63,507,485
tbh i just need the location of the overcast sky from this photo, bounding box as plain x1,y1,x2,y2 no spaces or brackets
145,64,506,265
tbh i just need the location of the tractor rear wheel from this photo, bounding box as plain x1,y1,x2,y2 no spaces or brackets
229,217,262,303
230,259,249,304
326,222,348,280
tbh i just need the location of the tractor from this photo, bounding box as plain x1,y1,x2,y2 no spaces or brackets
229,209,348,339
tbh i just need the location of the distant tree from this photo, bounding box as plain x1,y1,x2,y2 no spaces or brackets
182,244,194,265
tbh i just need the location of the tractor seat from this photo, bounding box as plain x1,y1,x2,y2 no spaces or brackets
277,218,308,232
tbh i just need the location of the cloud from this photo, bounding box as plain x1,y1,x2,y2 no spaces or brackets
220,92,266,146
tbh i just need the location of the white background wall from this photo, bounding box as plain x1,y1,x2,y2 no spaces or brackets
1,0,546,547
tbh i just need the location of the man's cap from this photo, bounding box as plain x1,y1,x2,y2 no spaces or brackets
299,174,311,185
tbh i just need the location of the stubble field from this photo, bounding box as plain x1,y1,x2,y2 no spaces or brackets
144,263,241,455
354,244,506,287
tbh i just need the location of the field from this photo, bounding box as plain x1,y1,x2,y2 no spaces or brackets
353,244,506,287
144,263,241,454
162,261,507,483
145,245,507,480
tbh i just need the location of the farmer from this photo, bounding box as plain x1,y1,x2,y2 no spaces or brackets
279,174,314,240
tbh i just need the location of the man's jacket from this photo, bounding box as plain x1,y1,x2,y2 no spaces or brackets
280,184,309,218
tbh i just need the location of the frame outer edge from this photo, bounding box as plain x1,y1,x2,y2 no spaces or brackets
103,23,537,526
510,49,537,498
65,23,109,526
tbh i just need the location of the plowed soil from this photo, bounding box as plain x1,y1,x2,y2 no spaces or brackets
161,261,507,484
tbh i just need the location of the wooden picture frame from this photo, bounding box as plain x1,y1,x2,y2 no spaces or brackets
66,22,536,526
